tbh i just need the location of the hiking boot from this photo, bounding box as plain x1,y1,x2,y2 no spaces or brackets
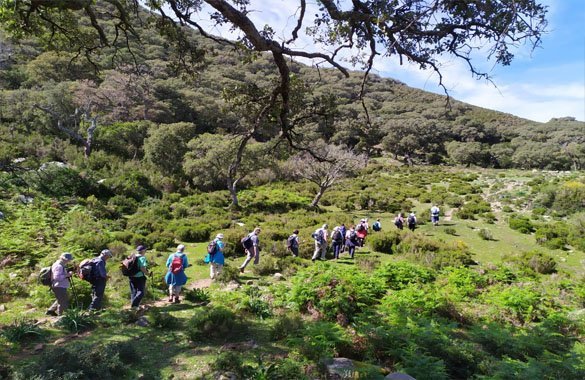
239,267,244,273
45,310,57,316
174,297,181,304
168,297,174,303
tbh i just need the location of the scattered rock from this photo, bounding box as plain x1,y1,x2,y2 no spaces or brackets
324,358,355,378
385,372,417,380
34,343,44,353
0,304,6,312
135,316,149,327
246,280,254,286
273,273,284,281
224,281,240,291
54,338,68,345
217,371,238,380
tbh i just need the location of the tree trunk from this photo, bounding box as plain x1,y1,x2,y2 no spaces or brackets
228,178,239,208
310,186,326,208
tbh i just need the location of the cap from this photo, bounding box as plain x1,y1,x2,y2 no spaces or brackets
177,244,186,251
322,223,328,229
61,252,73,261
136,245,147,252
216,233,224,239
100,249,113,257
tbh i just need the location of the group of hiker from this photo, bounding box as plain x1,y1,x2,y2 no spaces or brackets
43,206,441,317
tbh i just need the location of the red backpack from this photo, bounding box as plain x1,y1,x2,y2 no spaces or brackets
170,254,183,274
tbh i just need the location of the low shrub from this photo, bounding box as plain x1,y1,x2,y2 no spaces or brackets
57,308,96,333
509,216,535,234
0,319,44,343
216,264,241,284
149,309,180,330
374,261,435,290
519,250,557,274
289,321,350,361
368,230,402,254
444,227,457,236
12,341,135,379
271,312,304,340
184,288,210,304
187,306,244,341
478,228,493,241
535,223,569,250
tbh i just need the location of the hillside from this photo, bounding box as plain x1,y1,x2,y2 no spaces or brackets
1,3,585,379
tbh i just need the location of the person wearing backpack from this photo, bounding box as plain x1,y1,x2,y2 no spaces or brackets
407,212,417,231
46,252,74,316
164,244,189,303
88,249,113,312
345,225,358,259
339,223,347,253
356,219,368,247
311,224,328,262
394,213,405,230
129,245,150,309
209,234,225,280
286,229,300,257
431,205,440,226
372,218,382,232
331,226,343,259
239,227,261,273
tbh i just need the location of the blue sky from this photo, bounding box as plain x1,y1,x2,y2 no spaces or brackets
195,0,584,123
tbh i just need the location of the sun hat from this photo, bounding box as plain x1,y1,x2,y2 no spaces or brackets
61,252,73,261
100,249,113,257
136,245,147,252
177,244,186,251
216,233,224,239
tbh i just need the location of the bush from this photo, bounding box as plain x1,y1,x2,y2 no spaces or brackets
184,288,210,304
148,309,180,330
509,216,535,234
368,230,402,254
0,319,44,343
519,250,557,274
374,261,435,290
12,341,135,379
172,223,212,243
535,223,569,249
187,306,244,341
57,308,96,333
271,312,304,340
478,228,493,241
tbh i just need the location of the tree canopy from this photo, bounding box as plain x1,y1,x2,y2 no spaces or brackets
1,0,549,147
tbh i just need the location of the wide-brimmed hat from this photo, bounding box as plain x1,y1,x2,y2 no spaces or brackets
216,233,224,239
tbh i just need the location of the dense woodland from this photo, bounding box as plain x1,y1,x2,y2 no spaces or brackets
1,2,585,379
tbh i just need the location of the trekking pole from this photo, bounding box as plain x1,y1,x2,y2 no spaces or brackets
69,275,80,309
149,272,157,302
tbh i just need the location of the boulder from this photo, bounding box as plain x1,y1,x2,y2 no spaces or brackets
135,316,149,327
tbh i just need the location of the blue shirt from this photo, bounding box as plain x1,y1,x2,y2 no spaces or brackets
210,239,225,265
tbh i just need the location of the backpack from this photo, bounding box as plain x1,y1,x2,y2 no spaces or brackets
78,259,97,282
241,234,254,250
394,218,403,227
311,230,324,244
407,215,416,225
356,223,365,232
169,254,183,274
349,231,357,242
120,254,140,277
207,240,217,255
286,235,296,248
372,222,381,231
39,266,52,286
333,230,342,242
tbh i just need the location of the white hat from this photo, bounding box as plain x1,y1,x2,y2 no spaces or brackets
216,233,224,239
177,244,186,252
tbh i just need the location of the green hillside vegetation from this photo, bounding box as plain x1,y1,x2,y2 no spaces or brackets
1,2,585,379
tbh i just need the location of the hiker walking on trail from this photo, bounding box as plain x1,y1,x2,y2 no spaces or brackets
331,226,343,259
239,227,261,273
311,224,329,262
372,218,382,232
46,252,74,316
431,205,440,226
407,212,417,231
287,229,300,257
339,223,347,252
165,244,189,303
345,226,358,259
129,245,150,309
356,219,367,247
209,234,225,280
394,213,405,230
88,249,112,311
